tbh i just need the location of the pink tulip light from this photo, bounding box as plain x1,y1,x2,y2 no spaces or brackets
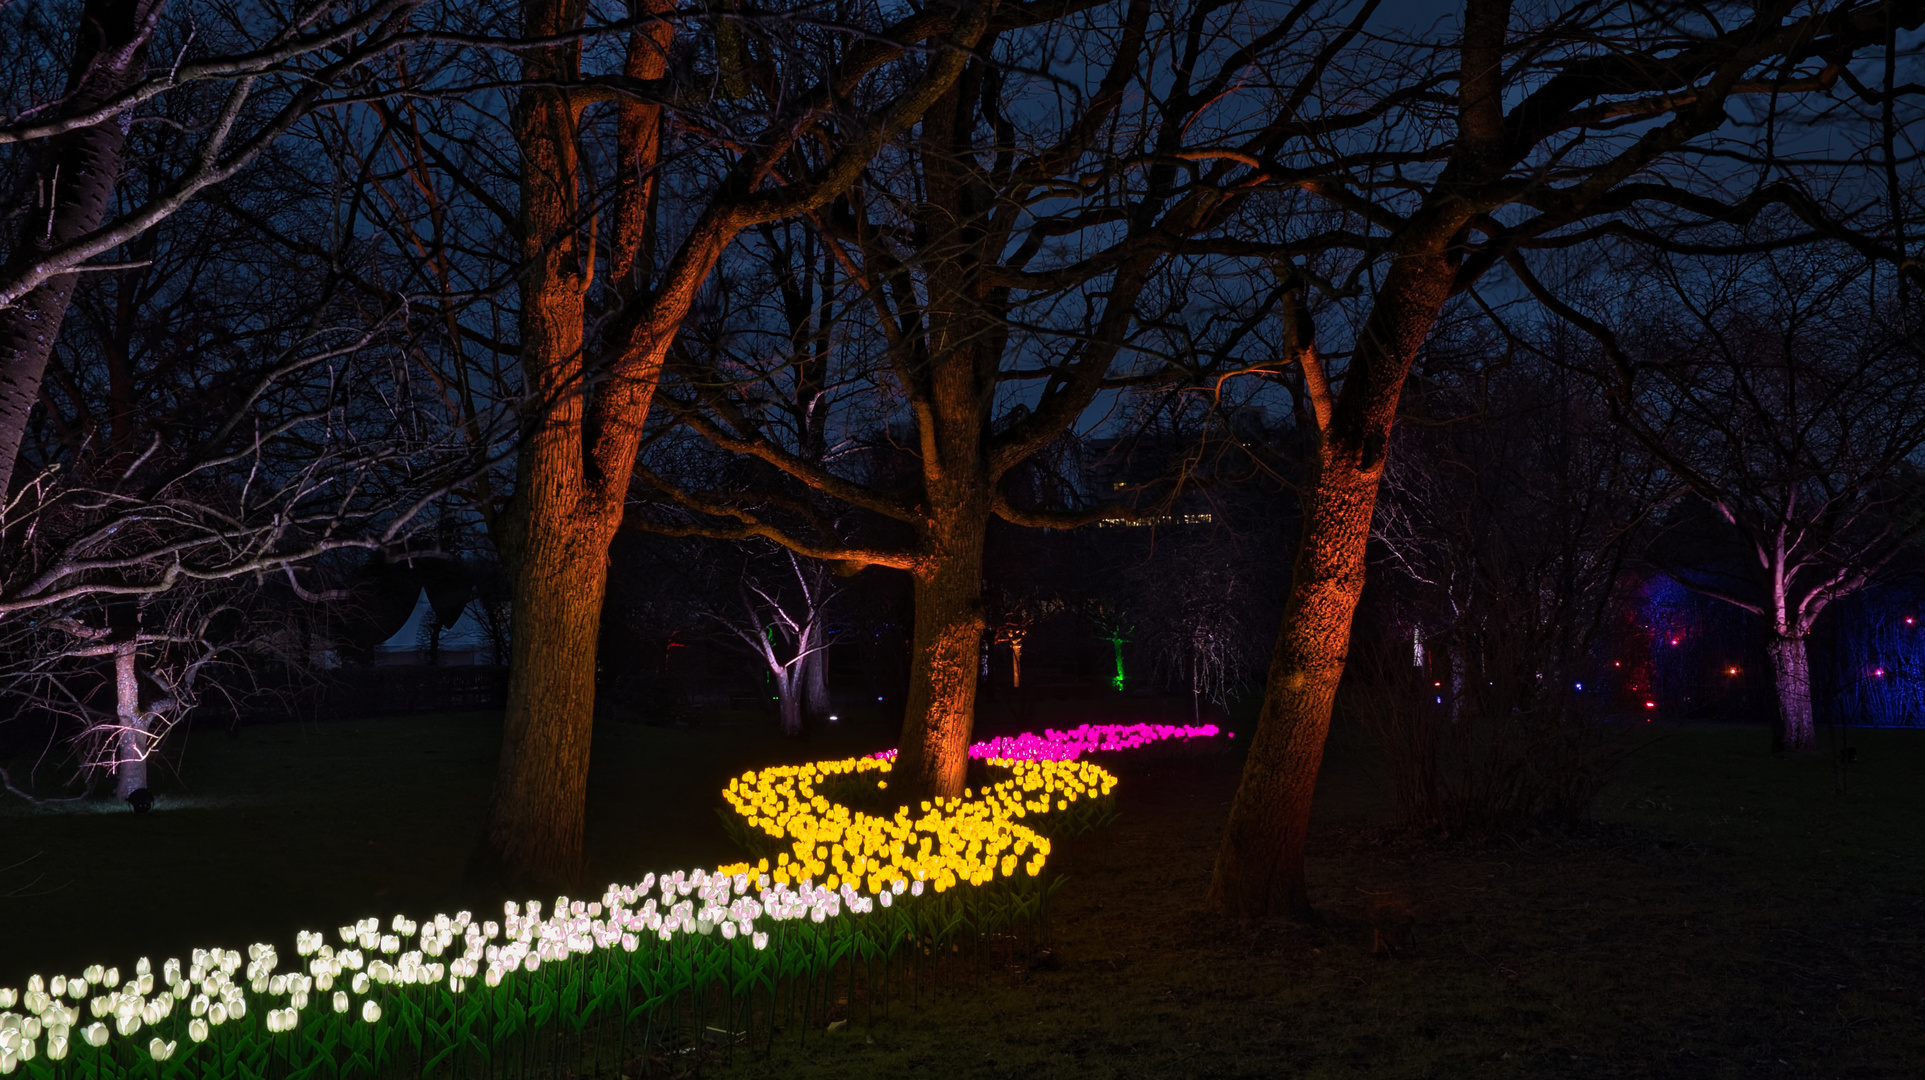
869,722,1219,762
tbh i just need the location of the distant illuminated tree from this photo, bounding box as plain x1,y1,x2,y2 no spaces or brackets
1538,254,1925,752
704,547,841,737
987,590,1061,689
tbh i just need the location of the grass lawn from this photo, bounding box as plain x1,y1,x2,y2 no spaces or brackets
3,704,1921,1078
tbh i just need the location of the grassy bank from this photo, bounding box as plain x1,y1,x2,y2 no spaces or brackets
3,708,1920,1078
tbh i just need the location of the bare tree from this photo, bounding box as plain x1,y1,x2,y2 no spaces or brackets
0,0,445,498
1526,252,1925,751
1207,0,1925,920
634,0,1292,800
704,545,840,737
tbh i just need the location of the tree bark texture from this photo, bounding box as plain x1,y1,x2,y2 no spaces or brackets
486,0,738,888
778,669,805,737
0,0,162,498
803,627,831,721
1207,451,1382,920
1208,222,1463,919
891,511,988,800
112,640,148,800
486,0,610,890
1767,634,1816,754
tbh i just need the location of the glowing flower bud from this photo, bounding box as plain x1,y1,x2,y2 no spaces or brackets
351,973,369,995
0,1047,15,1075
115,1014,140,1037
752,932,769,950
81,1024,108,1048
149,1037,175,1061
0,991,12,1009
45,1035,66,1061
361,1001,381,1024
187,1018,208,1043
207,1002,227,1027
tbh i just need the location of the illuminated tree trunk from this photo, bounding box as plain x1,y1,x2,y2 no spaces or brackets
1209,226,1460,920
803,622,831,721
777,666,805,737
1208,456,1382,919
1767,635,1815,753
484,0,615,890
112,640,149,801
1009,638,1023,688
0,0,161,497
892,512,988,800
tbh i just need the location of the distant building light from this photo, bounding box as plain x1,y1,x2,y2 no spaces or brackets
1873,667,1885,678
1575,682,1583,691
1095,513,1213,528
1645,700,1656,709
1727,667,1739,676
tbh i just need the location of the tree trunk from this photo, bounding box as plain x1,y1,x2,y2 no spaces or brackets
488,510,608,887
484,0,601,890
803,624,831,721
1207,456,1382,919
1207,219,1462,920
778,669,804,737
891,518,987,800
1767,634,1816,753
112,640,148,801
1010,639,1023,688
0,0,161,497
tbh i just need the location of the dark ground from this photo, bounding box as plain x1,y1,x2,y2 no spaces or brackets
2,701,1921,1079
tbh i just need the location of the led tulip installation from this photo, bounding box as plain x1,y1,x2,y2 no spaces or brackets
0,722,1217,1077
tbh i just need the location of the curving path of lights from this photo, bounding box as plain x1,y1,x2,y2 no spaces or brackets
0,721,1219,1072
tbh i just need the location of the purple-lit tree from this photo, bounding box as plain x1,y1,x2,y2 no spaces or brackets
703,545,841,738
1528,253,1925,752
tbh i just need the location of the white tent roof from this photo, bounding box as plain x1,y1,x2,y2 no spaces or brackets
377,589,495,653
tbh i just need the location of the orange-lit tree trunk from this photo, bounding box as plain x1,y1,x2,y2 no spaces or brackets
892,504,989,798
1208,225,1464,919
486,0,598,888
485,0,989,886
486,0,676,889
